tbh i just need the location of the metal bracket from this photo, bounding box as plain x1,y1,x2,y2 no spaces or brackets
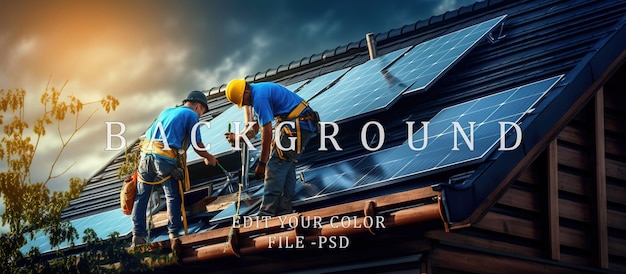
487,21,507,44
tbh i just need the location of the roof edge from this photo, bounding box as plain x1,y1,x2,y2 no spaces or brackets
445,11,626,226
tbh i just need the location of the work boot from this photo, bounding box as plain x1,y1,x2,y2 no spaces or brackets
276,195,293,215
259,194,280,217
130,235,147,248
170,237,183,265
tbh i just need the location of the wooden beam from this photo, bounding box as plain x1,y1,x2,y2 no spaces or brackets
594,88,609,269
429,246,587,274
548,140,560,261
426,230,541,258
472,212,540,240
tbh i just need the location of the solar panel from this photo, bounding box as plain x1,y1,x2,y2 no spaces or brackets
308,47,411,122
294,75,563,201
21,209,131,254
308,15,507,123
390,15,508,94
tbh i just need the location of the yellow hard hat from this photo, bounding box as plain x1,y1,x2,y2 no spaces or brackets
225,79,246,108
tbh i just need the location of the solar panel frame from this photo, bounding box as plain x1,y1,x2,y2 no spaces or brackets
285,80,308,94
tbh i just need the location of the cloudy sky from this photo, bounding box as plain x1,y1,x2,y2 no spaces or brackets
0,0,478,195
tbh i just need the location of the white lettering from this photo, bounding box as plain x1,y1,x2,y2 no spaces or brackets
329,216,339,228
231,121,257,150
452,122,475,151
361,121,385,151
499,122,523,151
147,121,171,151
407,121,429,151
191,122,210,151
275,121,297,151
104,122,126,151
318,122,343,151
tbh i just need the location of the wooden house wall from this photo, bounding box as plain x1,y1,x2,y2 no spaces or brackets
425,65,626,273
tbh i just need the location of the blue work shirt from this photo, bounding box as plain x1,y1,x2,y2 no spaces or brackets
144,106,202,162
250,82,315,132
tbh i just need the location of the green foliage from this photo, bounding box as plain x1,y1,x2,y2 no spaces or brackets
117,146,139,180
0,83,157,272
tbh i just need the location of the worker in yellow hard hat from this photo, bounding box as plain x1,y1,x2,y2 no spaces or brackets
224,80,320,217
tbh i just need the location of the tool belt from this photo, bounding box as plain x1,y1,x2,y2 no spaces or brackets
137,140,190,191
275,100,320,129
274,100,320,162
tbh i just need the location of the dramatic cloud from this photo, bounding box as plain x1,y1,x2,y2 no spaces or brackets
0,0,477,194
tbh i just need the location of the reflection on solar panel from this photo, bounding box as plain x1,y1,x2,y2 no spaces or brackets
294,75,563,201
21,209,131,254
285,80,308,94
309,15,507,123
391,15,507,94
295,68,350,101
308,47,410,122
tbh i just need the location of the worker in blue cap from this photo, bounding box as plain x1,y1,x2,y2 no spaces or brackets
131,90,217,247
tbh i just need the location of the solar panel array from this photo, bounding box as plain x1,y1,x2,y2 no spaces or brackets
187,15,507,160
203,75,562,221
294,75,563,201
308,14,507,123
183,14,512,221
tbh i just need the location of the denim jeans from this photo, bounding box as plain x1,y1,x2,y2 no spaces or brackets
259,126,314,216
132,154,182,238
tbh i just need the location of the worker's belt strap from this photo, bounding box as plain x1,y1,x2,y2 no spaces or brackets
276,119,302,162
178,177,189,235
139,140,177,160
276,100,309,122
